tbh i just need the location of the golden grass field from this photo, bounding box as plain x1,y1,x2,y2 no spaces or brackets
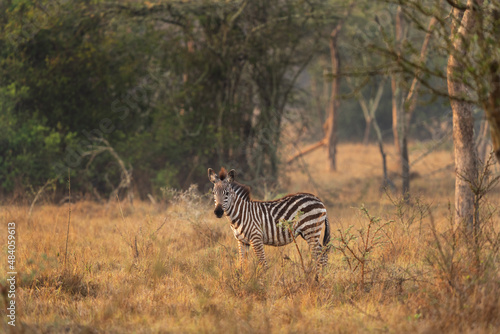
2,143,500,333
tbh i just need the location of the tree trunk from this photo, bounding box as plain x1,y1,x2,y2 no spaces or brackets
447,2,479,230
326,22,342,171
403,15,436,201
391,7,404,153
362,118,372,146
401,134,410,200
485,9,500,163
391,77,401,153
390,6,410,199
311,71,326,131
352,76,388,188
374,119,393,190
405,16,437,129
392,9,436,201
392,54,409,199
477,119,490,163
324,4,354,171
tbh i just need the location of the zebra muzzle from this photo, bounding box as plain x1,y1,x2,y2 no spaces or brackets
214,205,224,218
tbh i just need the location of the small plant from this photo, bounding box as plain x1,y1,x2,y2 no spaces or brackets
116,195,167,259
385,189,431,237
333,205,392,291
161,184,207,207
426,151,500,308
469,152,500,246
166,183,226,249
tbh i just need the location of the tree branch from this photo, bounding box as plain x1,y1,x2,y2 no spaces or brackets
445,0,469,10
286,139,327,165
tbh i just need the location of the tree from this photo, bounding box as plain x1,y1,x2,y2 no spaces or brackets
378,6,437,200
287,2,353,170
447,0,480,229
0,0,337,200
348,76,394,189
376,0,500,229
325,19,343,171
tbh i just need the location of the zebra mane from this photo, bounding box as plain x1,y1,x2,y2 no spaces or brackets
231,181,251,200
219,167,228,180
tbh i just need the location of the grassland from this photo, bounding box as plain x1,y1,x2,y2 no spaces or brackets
1,143,500,333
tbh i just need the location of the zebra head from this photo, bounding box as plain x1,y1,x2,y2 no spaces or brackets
208,167,235,218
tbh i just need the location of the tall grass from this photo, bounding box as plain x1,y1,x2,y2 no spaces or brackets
1,144,499,333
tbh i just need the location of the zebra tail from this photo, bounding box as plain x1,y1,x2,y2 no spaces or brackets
323,216,331,247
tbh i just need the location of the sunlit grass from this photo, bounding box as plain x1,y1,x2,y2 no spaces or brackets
1,143,500,333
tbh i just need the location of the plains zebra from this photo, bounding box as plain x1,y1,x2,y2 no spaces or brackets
208,167,330,272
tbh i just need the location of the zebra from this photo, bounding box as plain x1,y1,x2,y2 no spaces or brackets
208,167,331,273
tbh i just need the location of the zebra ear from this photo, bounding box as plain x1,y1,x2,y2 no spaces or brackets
227,169,236,182
208,168,219,183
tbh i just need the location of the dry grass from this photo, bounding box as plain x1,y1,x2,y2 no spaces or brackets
2,143,500,333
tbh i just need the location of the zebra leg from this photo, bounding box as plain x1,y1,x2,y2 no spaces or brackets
250,237,268,269
306,236,323,273
319,247,329,268
238,240,250,270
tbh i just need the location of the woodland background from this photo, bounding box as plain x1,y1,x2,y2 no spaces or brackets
0,0,465,202
2,1,500,332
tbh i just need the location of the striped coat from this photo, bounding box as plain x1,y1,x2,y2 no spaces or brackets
208,167,330,271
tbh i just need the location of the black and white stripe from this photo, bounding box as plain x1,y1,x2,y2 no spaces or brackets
208,167,330,271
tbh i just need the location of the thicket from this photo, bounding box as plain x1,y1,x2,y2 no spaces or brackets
0,0,453,202
0,0,329,200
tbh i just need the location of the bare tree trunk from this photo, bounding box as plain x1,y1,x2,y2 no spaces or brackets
391,7,404,153
322,67,330,134
373,118,393,190
324,3,355,171
389,6,409,199
311,68,326,130
401,134,410,200
391,9,436,201
351,76,390,189
477,118,490,162
326,23,342,171
447,2,480,229
485,9,500,163
362,118,373,146
391,77,401,153
392,84,408,196
405,16,438,128
403,16,436,201
288,5,353,169
487,64,500,162
391,6,410,199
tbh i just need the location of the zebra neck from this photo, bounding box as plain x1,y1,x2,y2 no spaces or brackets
227,192,252,224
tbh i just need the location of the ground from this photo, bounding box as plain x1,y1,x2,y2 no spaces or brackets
1,143,500,333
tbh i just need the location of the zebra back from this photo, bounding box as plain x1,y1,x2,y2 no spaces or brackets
228,183,328,247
